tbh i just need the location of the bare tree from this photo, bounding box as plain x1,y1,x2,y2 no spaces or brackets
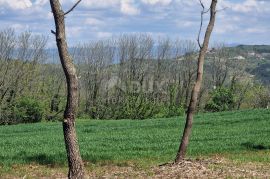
175,0,218,162
78,40,115,119
0,29,47,124
180,41,197,108
49,0,85,178
208,43,230,88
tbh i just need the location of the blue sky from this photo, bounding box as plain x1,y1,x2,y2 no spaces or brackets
0,0,269,47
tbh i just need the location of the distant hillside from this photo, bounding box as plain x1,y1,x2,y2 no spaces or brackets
45,45,270,85
235,45,270,53
227,45,270,85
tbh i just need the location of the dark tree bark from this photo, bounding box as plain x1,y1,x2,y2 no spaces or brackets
49,0,85,178
175,0,218,163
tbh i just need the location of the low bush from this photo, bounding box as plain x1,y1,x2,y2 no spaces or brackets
13,97,44,123
205,87,235,112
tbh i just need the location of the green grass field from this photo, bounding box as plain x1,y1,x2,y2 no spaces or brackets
0,109,270,169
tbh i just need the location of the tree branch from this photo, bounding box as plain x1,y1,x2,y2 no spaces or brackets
197,0,212,49
64,0,82,16
197,11,204,49
216,7,228,13
199,0,204,9
51,30,56,35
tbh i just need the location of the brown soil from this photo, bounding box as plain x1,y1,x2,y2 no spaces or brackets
2,157,270,179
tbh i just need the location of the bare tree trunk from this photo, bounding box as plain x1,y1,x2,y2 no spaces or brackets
175,0,218,163
49,0,85,178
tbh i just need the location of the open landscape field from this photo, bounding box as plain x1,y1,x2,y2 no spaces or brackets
1,0,270,178
1,109,270,178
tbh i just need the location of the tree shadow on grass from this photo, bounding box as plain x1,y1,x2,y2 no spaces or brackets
241,142,270,150
25,153,66,166
0,153,66,167
82,153,114,164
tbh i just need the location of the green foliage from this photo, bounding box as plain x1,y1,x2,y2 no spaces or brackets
0,109,269,167
245,84,270,108
13,97,44,123
154,104,185,118
78,92,185,120
205,87,236,112
236,45,270,53
121,95,157,120
251,63,270,85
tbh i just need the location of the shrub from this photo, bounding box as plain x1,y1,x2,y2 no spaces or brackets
154,104,185,118
205,87,235,112
14,97,44,123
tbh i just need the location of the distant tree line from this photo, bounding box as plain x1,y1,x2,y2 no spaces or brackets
0,29,269,124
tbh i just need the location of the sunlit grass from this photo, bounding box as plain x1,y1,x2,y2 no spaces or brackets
0,109,269,168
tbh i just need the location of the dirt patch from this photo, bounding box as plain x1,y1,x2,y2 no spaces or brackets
2,157,270,178
85,157,270,178
153,158,270,179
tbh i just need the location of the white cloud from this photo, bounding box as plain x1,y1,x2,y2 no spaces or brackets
182,21,194,27
232,0,258,13
220,0,270,13
66,26,83,38
34,0,48,6
64,0,140,15
214,24,238,34
10,23,26,31
80,0,119,8
85,18,104,26
0,0,269,45
245,28,267,33
97,32,112,39
0,0,32,10
121,0,140,15
141,0,172,6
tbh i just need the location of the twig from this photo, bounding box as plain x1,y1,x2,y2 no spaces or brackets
203,8,210,14
197,0,206,48
51,30,56,35
64,0,82,16
197,0,212,49
216,7,228,13
199,0,204,9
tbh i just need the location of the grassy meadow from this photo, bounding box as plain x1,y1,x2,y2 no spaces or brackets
0,109,270,170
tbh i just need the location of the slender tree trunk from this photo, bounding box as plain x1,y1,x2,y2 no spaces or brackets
49,1,85,178
175,0,218,163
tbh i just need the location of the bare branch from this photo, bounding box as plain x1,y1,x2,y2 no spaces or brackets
196,0,211,49
216,7,228,13
198,0,225,47
203,8,210,14
64,0,82,16
51,30,56,35
197,11,204,49
198,0,204,9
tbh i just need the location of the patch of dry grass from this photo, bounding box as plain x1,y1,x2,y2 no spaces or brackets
1,157,270,179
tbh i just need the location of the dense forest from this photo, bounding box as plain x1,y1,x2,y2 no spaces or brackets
0,29,269,124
